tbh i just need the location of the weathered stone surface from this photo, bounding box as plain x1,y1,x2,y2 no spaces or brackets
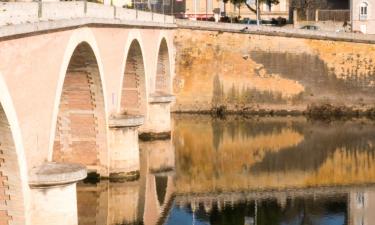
139,132,171,141
173,28,375,113
108,125,141,178
29,162,87,187
108,115,144,128
140,93,173,135
53,42,108,176
109,170,140,182
149,93,175,104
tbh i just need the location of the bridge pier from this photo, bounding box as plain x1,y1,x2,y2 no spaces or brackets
108,115,144,181
140,93,175,140
29,162,87,225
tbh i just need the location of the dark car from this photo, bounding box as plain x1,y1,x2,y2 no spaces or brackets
300,25,319,30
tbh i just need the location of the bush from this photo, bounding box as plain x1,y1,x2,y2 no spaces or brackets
271,17,287,26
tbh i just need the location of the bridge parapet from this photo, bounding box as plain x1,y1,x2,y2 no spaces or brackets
0,1,174,27
176,19,375,44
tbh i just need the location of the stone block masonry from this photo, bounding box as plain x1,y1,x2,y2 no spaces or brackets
53,43,108,176
0,106,24,225
173,28,375,114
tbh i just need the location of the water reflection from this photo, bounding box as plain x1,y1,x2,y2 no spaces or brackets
77,115,375,225
168,187,375,225
77,138,175,225
173,115,375,193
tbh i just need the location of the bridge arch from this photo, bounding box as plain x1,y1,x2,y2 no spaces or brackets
0,73,29,225
118,35,148,116
154,35,173,94
50,28,109,175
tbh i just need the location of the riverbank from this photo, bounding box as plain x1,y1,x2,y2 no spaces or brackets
173,104,375,120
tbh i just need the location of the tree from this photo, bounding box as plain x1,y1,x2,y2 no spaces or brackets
290,0,329,10
222,0,280,15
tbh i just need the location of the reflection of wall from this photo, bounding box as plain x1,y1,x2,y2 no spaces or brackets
173,115,375,194
349,190,375,225
77,182,109,225
140,139,175,173
173,29,375,112
76,138,176,225
77,180,143,225
108,182,140,225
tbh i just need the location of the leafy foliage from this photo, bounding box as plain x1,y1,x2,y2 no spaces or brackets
222,0,280,14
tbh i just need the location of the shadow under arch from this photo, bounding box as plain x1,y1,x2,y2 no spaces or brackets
52,42,108,174
0,74,28,225
119,39,147,116
155,38,171,94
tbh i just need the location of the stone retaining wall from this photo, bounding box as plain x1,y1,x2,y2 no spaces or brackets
173,27,375,113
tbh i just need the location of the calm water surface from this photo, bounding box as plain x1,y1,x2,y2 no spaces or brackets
77,115,375,225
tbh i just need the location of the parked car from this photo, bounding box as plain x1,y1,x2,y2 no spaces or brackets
241,18,259,25
300,25,319,30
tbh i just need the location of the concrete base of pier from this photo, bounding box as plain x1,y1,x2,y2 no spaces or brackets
140,93,175,140
29,162,87,225
108,115,144,181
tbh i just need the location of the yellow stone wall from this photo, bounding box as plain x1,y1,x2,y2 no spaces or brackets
173,29,375,112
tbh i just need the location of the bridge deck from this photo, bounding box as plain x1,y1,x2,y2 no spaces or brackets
0,2,176,39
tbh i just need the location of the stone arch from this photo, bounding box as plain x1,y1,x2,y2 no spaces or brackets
52,41,108,175
0,74,29,225
119,39,147,116
155,37,172,94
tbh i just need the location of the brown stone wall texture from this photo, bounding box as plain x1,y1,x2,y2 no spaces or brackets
121,41,146,116
173,29,375,112
156,39,171,94
0,106,25,225
53,43,107,173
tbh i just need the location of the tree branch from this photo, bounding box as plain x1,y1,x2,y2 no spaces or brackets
244,2,257,14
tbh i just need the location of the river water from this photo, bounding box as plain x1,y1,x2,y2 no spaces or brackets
77,115,375,225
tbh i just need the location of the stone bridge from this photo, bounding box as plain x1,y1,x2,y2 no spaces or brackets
0,2,175,225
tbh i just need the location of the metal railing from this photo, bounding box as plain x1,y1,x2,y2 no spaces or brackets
176,19,375,43
0,1,175,27
317,9,350,22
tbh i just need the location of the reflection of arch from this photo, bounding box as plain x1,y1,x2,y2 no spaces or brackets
155,38,171,94
52,41,108,174
139,140,175,225
0,74,28,225
144,174,174,225
155,176,168,206
119,39,147,116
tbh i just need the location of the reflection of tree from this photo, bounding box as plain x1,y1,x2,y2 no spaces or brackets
209,202,251,225
212,118,224,151
177,195,347,225
256,196,347,225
